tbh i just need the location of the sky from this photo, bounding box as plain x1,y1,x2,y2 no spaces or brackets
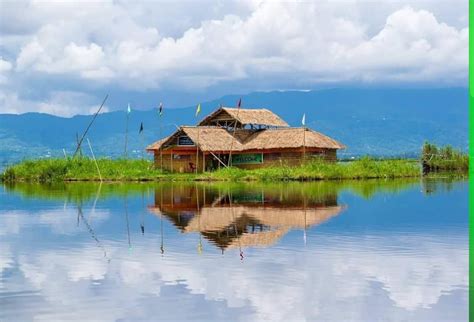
0,0,468,116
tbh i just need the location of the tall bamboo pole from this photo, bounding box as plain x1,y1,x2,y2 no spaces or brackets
228,102,242,167
303,127,306,164
171,153,174,172
195,128,200,174
159,114,163,170
74,94,108,157
124,111,130,158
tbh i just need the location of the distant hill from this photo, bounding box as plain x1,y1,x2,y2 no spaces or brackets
0,88,467,166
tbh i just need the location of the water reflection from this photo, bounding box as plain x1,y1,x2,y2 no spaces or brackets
0,179,468,321
149,184,344,251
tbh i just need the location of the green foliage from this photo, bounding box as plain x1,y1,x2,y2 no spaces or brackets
0,157,166,183
1,157,423,183
202,158,421,182
421,141,468,172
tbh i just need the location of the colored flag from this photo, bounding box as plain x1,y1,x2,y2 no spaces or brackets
301,113,306,126
127,103,131,114
159,102,163,116
139,122,144,134
195,103,201,117
237,98,241,108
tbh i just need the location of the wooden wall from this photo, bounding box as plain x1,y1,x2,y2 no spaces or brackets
154,150,205,173
154,148,337,172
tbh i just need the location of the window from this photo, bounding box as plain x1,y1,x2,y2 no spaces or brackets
178,136,195,146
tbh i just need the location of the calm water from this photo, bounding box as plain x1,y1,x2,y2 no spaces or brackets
0,179,468,321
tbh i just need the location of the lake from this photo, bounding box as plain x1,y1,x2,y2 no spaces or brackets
0,179,468,321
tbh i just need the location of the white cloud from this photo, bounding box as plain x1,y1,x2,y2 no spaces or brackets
9,2,468,88
0,90,109,116
0,0,468,115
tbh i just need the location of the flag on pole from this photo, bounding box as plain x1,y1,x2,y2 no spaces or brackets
237,98,241,108
301,113,306,126
127,103,131,114
195,103,201,117
139,122,144,134
159,102,163,117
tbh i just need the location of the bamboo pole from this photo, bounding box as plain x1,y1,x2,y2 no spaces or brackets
303,127,306,164
139,124,145,160
228,102,242,167
171,152,174,172
76,133,82,157
195,128,200,174
124,111,129,158
202,152,205,173
87,138,102,182
74,94,108,157
159,116,163,170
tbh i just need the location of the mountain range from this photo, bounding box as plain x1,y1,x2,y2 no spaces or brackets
0,88,467,166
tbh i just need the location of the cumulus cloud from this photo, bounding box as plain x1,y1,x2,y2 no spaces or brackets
9,3,467,88
0,0,468,115
0,90,109,116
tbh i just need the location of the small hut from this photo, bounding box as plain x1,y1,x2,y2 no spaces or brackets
147,107,345,173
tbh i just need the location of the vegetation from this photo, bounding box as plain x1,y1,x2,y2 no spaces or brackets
421,142,468,173
1,157,421,183
0,158,171,182
201,157,420,181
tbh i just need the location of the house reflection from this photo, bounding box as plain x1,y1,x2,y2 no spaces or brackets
148,184,344,250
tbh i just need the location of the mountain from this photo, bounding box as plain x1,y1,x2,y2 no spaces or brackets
0,88,467,166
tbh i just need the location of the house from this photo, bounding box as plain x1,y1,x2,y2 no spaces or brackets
146,107,345,173
147,184,343,250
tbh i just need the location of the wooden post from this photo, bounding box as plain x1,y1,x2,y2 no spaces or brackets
195,128,200,174
159,114,163,170
74,94,108,157
170,152,174,172
202,152,205,173
303,127,306,164
124,111,129,158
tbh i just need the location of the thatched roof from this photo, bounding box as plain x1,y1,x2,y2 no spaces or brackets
148,204,343,249
226,229,289,248
244,127,345,150
198,107,289,127
146,137,169,150
183,205,343,232
147,126,345,152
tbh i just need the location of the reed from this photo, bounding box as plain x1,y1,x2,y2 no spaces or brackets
421,142,468,173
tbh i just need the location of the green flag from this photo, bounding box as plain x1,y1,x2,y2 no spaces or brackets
195,103,201,117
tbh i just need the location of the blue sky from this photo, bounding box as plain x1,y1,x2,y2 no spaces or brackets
0,0,468,116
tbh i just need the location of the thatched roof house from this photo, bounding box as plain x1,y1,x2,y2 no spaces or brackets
148,184,344,250
147,106,344,172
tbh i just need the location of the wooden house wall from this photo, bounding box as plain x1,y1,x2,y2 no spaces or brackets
154,148,337,172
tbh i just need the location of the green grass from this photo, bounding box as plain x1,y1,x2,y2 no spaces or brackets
201,157,421,181
1,158,174,182
2,157,421,183
0,157,424,183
